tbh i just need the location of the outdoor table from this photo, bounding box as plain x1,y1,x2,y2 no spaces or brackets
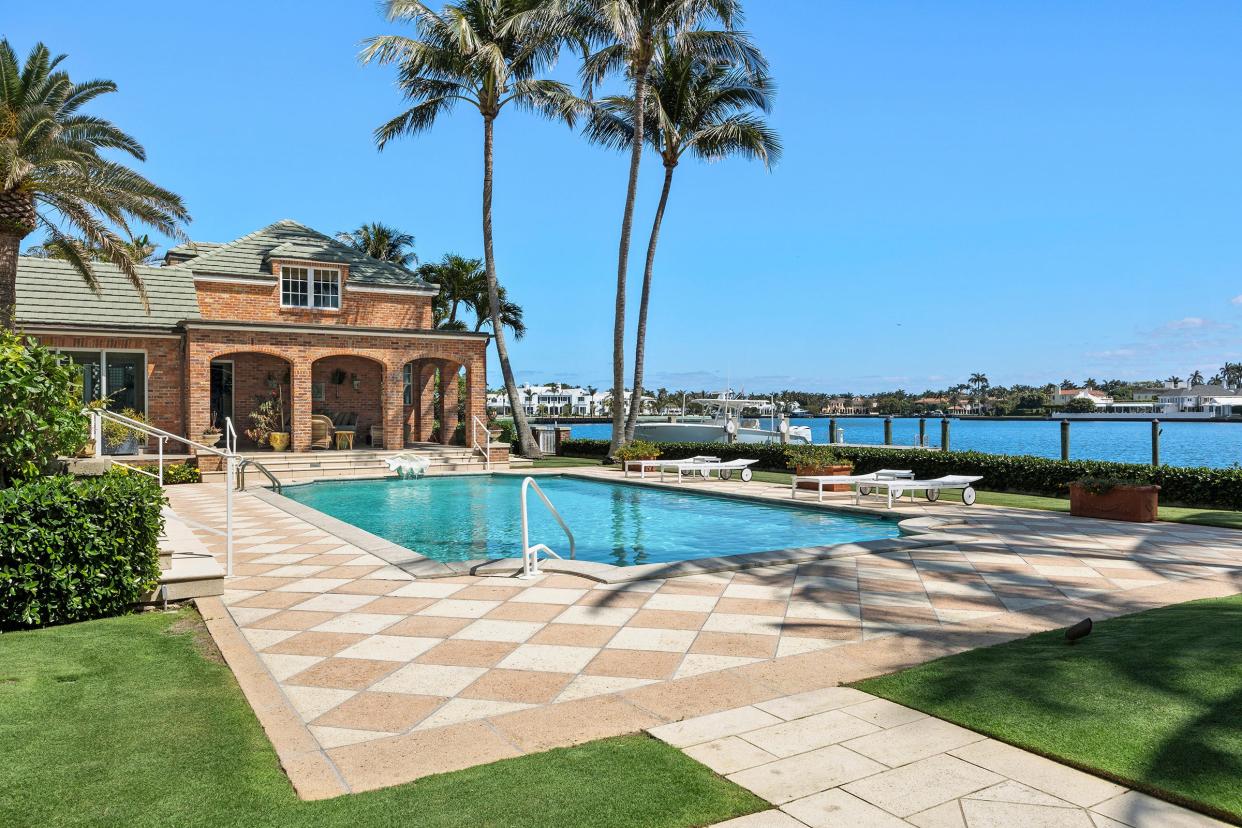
335,430,355,450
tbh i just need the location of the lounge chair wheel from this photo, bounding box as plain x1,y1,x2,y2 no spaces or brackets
962,486,976,506
926,489,940,503
740,468,752,482
890,487,904,499
858,485,872,496
720,469,733,481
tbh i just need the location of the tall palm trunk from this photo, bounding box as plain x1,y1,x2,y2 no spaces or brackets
0,188,37,329
482,115,541,458
624,162,676,442
608,59,651,457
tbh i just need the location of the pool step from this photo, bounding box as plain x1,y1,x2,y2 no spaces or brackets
199,444,499,484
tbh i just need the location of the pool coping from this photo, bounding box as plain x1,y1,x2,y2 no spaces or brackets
250,471,960,584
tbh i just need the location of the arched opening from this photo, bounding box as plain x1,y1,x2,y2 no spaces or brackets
402,358,469,446
311,355,385,448
208,351,293,449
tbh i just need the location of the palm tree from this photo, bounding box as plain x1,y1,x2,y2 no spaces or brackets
574,0,764,456
419,253,485,327
362,0,581,458
585,384,598,415
471,282,526,339
0,41,189,327
587,39,778,441
25,232,159,264
336,222,417,268
1167,375,1183,388
1188,370,1204,386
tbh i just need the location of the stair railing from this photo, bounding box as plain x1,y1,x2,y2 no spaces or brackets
472,414,492,471
519,476,575,578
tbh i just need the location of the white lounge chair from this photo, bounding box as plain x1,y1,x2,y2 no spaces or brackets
659,457,757,483
791,469,914,502
859,475,983,508
625,456,718,479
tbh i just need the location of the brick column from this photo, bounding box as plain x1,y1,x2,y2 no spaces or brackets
414,361,436,442
439,363,459,446
290,362,313,452
383,363,404,449
464,358,486,431
187,343,211,451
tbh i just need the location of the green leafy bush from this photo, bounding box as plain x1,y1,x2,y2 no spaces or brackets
0,473,165,629
614,440,661,461
559,438,1242,510
0,331,88,486
784,444,850,470
163,463,201,485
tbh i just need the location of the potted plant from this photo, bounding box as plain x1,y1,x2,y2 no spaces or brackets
101,407,149,455
246,388,290,451
614,440,661,462
786,445,854,491
201,411,223,447
1069,478,1160,523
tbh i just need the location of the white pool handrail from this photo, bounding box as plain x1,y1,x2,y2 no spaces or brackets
519,476,575,578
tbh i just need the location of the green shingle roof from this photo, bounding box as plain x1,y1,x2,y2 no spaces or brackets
15,257,200,329
173,220,434,290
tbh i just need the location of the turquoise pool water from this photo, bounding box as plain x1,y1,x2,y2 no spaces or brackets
280,475,900,567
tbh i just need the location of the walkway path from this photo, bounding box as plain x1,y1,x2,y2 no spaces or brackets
165,470,1242,801
668,689,1228,827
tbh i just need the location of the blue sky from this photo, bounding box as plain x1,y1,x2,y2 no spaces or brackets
10,1,1242,393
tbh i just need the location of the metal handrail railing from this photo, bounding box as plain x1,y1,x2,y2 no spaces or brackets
237,458,283,493
519,476,575,578
471,414,492,471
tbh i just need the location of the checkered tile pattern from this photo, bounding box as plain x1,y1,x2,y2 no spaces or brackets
166,476,1242,756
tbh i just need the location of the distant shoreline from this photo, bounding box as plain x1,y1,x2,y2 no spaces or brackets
526,414,1242,425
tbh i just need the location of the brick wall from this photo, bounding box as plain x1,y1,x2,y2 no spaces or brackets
223,352,291,447
312,355,383,443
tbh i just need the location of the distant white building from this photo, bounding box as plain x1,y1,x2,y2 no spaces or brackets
1051,388,1115,408
1156,384,1239,414
487,384,655,417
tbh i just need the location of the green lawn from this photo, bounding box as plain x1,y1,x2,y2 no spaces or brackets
0,609,765,828
855,595,1242,822
539,459,1242,530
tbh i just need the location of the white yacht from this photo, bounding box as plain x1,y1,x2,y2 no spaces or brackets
634,395,813,445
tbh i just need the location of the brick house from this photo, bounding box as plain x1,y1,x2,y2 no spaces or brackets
14,220,490,457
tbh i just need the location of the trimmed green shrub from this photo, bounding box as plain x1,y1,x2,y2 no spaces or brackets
163,463,201,485
614,440,661,461
559,438,1242,510
0,473,165,630
0,331,89,486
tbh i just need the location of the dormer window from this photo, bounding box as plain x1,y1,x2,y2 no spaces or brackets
280,265,340,309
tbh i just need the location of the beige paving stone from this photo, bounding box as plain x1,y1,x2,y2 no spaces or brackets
741,709,881,758
310,612,404,635
510,587,587,605
623,667,781,720
451,618,544,643
968,779,1080,807
650,706,786,748
786,601,862,621
628,609,711,630
691,631,779,658
555,674,655,702
553,605,637,626
415,697,534,730
415,639,517,667
328,720,521,792
1091,790,1232,828
496,643,598,673
484,601,567,622
259,652,324,681
702,613,784,636
276,578,353,593
389,581,466,598
288,592,378,613
459,668,573,704
416,599,501,619
527,623,619,647
330,578,406,596
727,744,888,805
961,798,1093,827
372,662,488,696
312,691,445,732
574,589,649,608
583,648,683,679
684,736,780,775
489,692,662,753
285,657,399,690
709,810,808,828
841,698,929,729
950,739,1127,808
241,627,300,650
452,585,522,601
228,606,281,625
755,687,876,721
714,598,788,617
842,754,1003,817
382,615,472,638
722,584,792,601
839,715,983,769
261,630,367,657
907,800,967,828
233,590,313,609
335,634,440,662
782,788,911,828
308,725,395,749
675,654,761,678
282,685,356,722
606,626,698,653
644,592,721,612
349,595,435,614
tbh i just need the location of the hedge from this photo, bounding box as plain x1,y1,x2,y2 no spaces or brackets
558,438,1242,511
0,474,165,630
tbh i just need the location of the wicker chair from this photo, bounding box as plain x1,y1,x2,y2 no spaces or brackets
310,415,334,450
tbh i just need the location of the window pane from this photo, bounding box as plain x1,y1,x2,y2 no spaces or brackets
104,352,146,416
313,269,339,309
403,364,413,405
281,267,309,306
62,351,103,405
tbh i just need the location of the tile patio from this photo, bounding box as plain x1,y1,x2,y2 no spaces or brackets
166,469,1242,800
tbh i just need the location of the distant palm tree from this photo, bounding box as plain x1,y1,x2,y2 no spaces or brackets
588,38,778,441
25,232,159,264
1188,370,1204,386
336,222,417,268
1167,375,1183,388
585,384,598,416
574,0,764,456
362,0,581,458
471,282,526,339
418,253,485,328
0,41,189,326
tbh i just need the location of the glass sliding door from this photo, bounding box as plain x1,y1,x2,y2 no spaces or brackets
59,350,146,415
210,361,234,430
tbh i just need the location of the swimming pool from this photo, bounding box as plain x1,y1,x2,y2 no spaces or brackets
279,474,900,567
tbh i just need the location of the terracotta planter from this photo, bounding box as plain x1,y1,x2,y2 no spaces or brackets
795,464,854,491
268,432,291,452
1069,483,1160,523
